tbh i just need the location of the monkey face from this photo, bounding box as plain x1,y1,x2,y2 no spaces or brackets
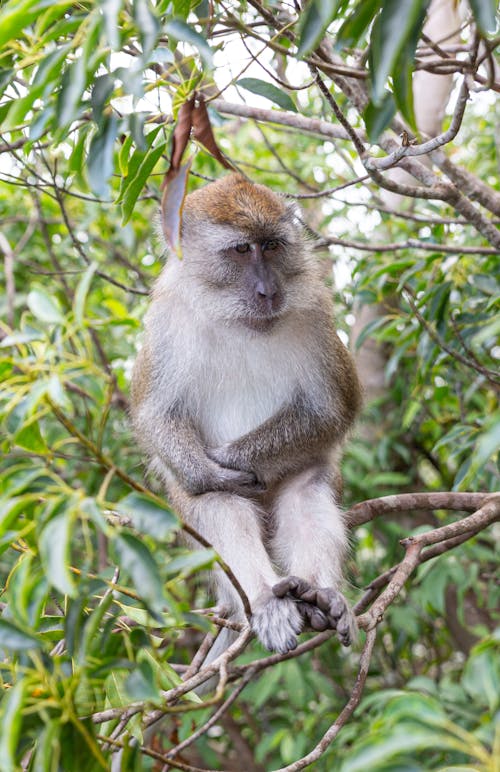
227,238,285,330
182,225,308,330
165,174,316,331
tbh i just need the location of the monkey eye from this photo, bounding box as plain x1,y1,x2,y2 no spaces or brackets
235,243,250,253
263,239,280,251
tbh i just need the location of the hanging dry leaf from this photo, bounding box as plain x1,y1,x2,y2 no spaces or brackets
163,96,195,188
161,157,193,256
192,96,235,172
160,93,235,255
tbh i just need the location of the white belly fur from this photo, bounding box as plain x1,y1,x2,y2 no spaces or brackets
187,322,313,446
146,268,319,448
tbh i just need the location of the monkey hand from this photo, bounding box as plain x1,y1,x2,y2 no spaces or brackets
186,460,264,497
206,446,265,496
251,590,303,654
207,443,245,469
211,464,265,497
272,576,357,647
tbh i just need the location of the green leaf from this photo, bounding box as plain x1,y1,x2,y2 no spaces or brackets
91,74,115,127
139,648,184,691
0,465,49,497
462,646,500,712
14,422,47,454
402,398,421,430
121,139,167,223
6,81,44,130
0,494,39,537
471,313,500,345
296,0,343,58
56,55,87,127
73,262,98,326
39,511,77,597
471,421,500,470
172,0,192,20
31,720,61,772
79,589,114,662
0,679,26,772
34,45,72,92
118,133,133,176
0,330,43,347
124,659,161,701
0,68,14,91
0,0,54,49
0,619,42,652
35,1,79,37
236,78,297,112
369,471,411,487
118,124,161,197
87,114,118,197
393,5,428,129
118,493,178,540
29,106,54,141
133,0,160,59
100,0,122,49
363,91,396,141
468,0,497,35
27,289,64,324
129,111,147,150
113,533,166,614
340,725,455,772
165,548,216,577
383,693,448,723
164,18,213,68
369,0,428,104
335,0,380,50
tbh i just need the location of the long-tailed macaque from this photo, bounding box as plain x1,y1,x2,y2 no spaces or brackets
131,174,361,658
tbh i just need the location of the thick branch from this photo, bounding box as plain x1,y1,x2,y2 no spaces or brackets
347,491,488,527
210,98,354,141
357,496,500,631
367,79,470,171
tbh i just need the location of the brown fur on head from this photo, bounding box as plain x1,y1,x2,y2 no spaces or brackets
183,173,295,241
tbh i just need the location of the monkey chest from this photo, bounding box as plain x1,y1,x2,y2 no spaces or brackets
190,338,303,445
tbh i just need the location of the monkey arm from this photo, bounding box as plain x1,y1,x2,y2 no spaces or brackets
209,338,361,486
141,409,262,496
131,347,262,496
208,392,349,485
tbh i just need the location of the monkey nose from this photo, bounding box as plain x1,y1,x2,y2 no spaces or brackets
255,281,280,314
255,280,278,301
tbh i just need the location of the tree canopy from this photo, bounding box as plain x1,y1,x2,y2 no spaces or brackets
0,0,499,770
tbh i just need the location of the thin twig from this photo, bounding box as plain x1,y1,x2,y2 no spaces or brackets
274,629,377,771
164,667,258,761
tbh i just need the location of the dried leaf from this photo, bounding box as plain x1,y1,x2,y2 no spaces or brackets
192,96,234,171
160,94,234,255
160,157,193,255
167,96,195,181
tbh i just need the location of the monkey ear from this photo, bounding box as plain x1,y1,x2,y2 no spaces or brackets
284,198,303,228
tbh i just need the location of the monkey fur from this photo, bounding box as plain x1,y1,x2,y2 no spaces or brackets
131,174,362,663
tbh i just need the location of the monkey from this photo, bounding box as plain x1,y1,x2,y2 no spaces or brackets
131,173,362,663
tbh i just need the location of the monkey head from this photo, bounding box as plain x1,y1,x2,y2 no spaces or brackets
175,174,315,331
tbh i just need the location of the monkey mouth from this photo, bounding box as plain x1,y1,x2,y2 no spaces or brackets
241,314,281,332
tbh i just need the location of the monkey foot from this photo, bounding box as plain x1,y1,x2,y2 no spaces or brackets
272,576,357,647
251,593,303,654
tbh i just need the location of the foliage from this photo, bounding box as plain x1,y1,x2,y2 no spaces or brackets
0,0,499,769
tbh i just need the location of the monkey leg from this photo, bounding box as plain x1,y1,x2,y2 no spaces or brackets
174,489,303,654
269,468,357,646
